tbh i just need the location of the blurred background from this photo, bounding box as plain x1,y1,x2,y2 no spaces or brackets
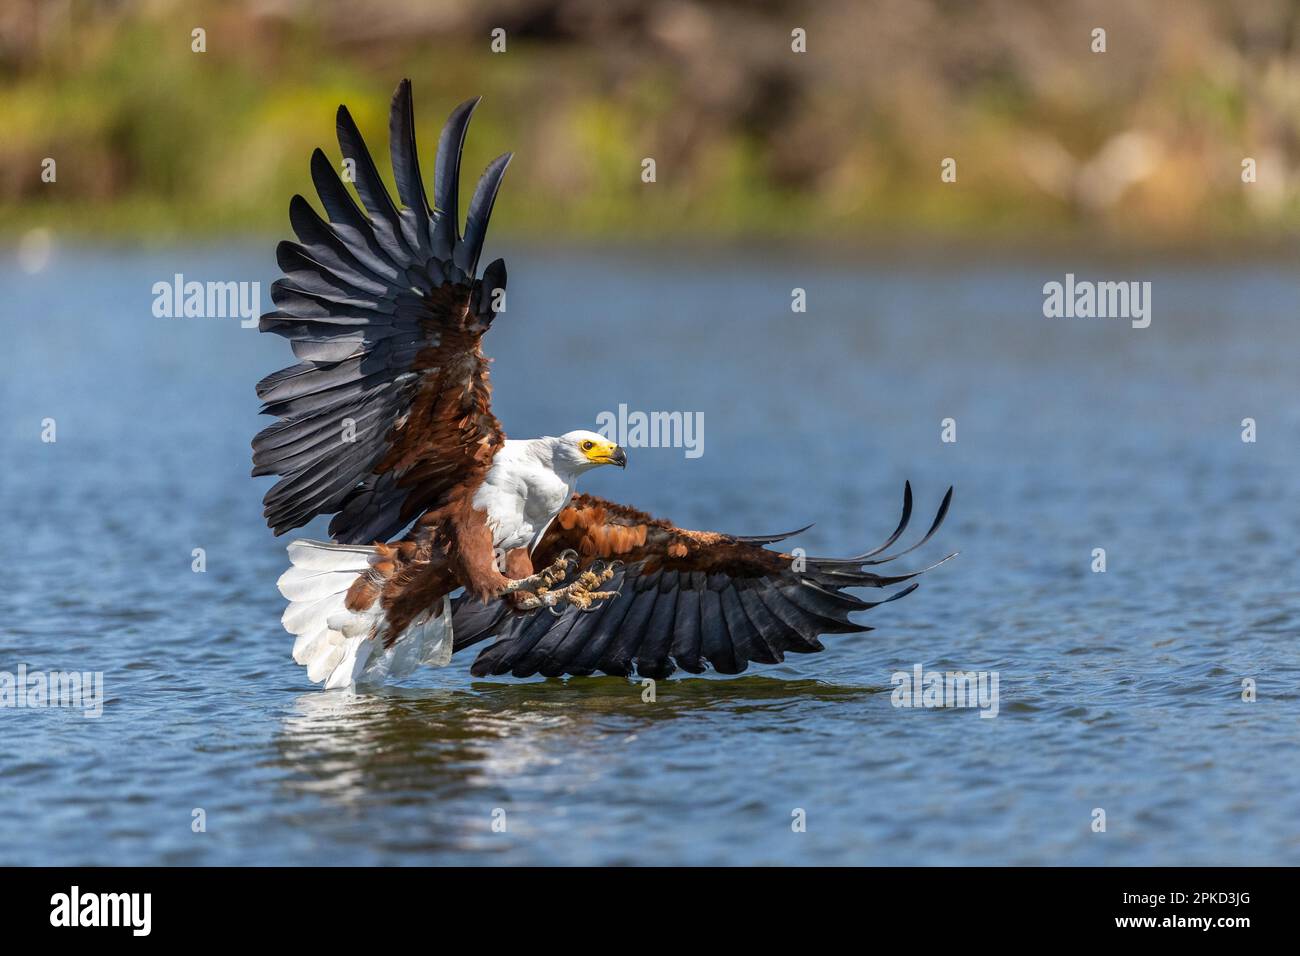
4,0,1300,246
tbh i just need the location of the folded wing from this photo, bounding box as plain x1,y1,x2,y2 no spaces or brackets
253,80,512,544
453,483,955,679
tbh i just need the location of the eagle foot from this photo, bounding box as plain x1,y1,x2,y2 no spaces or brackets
500,549,579,602
515,559,622,615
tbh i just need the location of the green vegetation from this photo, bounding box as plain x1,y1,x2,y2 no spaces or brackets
3,0,1299,246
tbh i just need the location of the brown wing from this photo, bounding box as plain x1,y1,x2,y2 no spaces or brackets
451,484,955,679
252,80,511,544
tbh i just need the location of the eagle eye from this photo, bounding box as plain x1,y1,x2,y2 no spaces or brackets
581,440,594,451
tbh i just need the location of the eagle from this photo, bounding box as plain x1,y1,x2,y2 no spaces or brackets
253,80,955,689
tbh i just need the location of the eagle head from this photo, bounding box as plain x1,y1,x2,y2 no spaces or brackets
556,430,627,472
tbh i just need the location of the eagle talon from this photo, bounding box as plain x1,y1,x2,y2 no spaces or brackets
500,549,580,599
578,590,619,613
523,557,623,615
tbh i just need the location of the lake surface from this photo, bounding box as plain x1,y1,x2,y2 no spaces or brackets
2,243,1297,865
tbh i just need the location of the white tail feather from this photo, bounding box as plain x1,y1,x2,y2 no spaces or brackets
278,539,454,690
285,539,376,571
360,596,453,684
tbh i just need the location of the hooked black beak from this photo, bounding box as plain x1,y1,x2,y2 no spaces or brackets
612,445,627,468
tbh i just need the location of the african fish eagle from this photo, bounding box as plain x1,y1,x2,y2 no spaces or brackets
252,80,954,689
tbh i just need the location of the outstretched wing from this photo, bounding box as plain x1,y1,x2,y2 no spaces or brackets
452,483,955,679
253,80,512,544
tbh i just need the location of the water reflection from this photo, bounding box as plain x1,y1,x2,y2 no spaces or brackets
274,677,883,806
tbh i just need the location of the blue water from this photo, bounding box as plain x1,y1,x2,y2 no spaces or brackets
2,243,1297,865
